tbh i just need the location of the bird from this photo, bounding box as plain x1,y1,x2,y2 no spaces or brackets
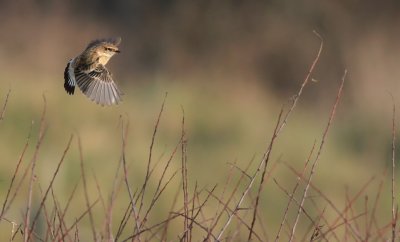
64,37,123,106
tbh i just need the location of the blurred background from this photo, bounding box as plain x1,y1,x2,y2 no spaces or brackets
0,0,400,240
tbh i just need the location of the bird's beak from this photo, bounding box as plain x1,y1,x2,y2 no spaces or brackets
115,49,121,53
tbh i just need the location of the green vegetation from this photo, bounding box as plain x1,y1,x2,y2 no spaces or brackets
0,48,398,240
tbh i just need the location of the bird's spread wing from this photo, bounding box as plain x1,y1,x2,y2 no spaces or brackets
64,59,76,95
74,65,123,106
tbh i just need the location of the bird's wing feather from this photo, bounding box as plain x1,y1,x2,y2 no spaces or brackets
74,65,123,106
63,59,76,95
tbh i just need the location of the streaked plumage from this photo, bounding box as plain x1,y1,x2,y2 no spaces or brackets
64,37,123,106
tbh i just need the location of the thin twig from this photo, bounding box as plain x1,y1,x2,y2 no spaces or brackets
218,30,324,241
181,107,189,242
217,107,284,241
206,189,264,241
189,185,216,236
28,135,74,241
140,136,183,229
248,111,281,241
283,161,368,239
275,141,316,242
390,95,397,242
60,199,100,240
189,182,197,242
161,182,181,241
320,212,366,239
138,92,168,214
0,89,11,122
309,207,326,242
308,198,337,242
289,70,347,241
24,95,47,242
206,150,256,240
0,121,33,220
366,169,387,240
53,180,80,240
78,136,97,241
123,213,183,241
106,118,127,240
37,184,54,241
120,120,142,242
273,178,328,241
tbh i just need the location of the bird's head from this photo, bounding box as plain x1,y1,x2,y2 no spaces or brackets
85,37,121,65
97,43,120,57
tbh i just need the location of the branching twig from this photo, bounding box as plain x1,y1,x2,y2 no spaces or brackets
27,135,74,240
289,70,347,241
138,92,168,214
274,141,316,242
0,122,33,220
24,95,47,242
60,199,100,240
219,31,324,241
120,119,142,242
78,136,97,241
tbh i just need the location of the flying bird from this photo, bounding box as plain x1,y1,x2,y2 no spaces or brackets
64,37,123,106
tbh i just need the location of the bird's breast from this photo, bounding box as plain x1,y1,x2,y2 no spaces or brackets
98,56,111,65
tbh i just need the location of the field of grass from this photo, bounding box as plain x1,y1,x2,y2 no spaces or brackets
0,41,398,241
